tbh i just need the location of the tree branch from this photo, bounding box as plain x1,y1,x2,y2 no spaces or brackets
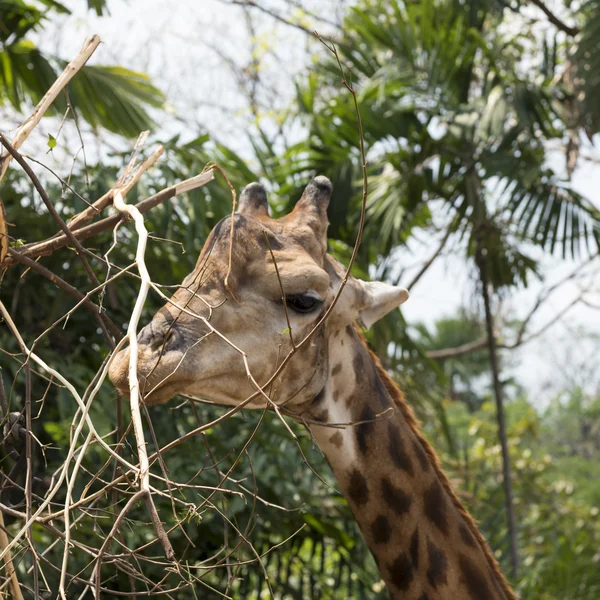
0,35,101,265
0,133,102,291
407,225,454,291
3,171,214,267
65,131,164,233
0,35,101,179
426,336,489,359
6,248,121,344
529,0,580,36
218,0,340,38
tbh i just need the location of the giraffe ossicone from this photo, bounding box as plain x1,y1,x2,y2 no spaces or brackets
109,177,516,599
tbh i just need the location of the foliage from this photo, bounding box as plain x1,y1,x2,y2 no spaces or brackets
442,396,600,600
286,0,600,282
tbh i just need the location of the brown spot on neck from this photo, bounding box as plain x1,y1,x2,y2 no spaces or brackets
355,405,375,455
348,469,369,506
388,421,414,476
426,539,448,589
387,553,414,591
412,438,430,472
328,431,343,449
409,528,420,569
315,409,329,422
381,476,412,515
371,515,391,544
460,521,477,548
459,554,496,599
353,348,365,373
423,479,448,535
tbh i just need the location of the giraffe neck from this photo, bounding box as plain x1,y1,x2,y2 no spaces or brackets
305,325,515,600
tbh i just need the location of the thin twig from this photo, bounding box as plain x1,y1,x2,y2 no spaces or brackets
6,247,121,344
0,133,102,292
263,231,295,348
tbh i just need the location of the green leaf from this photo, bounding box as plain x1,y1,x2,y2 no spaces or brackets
47,133,56,149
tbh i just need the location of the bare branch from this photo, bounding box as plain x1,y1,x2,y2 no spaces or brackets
407,224,454,291
0,133,102,292
529,0,580,37
3,170,214,267
65,131,164,232
218,0,325,36
426,336,489,359
0,35,101,264
0,506,24,600
0,36,101,178
6,247,121,344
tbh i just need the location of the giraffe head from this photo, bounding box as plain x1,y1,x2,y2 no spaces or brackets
109,177,408,409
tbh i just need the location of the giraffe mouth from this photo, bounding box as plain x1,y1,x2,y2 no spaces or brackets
108,341,189,406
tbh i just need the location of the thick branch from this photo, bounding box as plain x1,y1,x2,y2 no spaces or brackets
3,171,214,267
529,0,580,36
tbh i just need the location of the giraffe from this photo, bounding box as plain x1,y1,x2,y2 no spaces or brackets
109,177,517,599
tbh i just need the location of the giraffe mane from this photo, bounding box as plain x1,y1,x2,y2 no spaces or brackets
358,330,518,600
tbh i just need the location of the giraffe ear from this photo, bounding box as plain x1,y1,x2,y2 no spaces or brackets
357,281,409,330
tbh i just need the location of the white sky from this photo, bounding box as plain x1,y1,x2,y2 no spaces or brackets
26,0,600,407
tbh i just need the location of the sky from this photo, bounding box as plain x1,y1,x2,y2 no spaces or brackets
24,0,600,407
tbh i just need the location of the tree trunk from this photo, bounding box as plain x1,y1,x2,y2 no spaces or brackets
476,244,519,578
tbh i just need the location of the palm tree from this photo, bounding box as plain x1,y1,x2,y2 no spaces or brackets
286,0,600,577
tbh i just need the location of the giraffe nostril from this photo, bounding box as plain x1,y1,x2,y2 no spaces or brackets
137,320,183,353
137,323,155,346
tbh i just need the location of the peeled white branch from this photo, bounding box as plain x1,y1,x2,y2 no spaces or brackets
112,189,152,493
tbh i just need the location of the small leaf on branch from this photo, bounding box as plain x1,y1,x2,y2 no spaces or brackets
47,134,57,149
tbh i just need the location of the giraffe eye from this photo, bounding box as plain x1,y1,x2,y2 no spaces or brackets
286,294,322,314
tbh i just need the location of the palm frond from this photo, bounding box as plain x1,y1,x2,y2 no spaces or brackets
59,65,165,138
0,40,56,108
506,177,600,259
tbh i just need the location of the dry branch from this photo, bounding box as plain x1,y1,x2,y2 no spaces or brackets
3,171,214,267
6,247,120,343
0,35,101,264
65,131,164,232
0,133,101,291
